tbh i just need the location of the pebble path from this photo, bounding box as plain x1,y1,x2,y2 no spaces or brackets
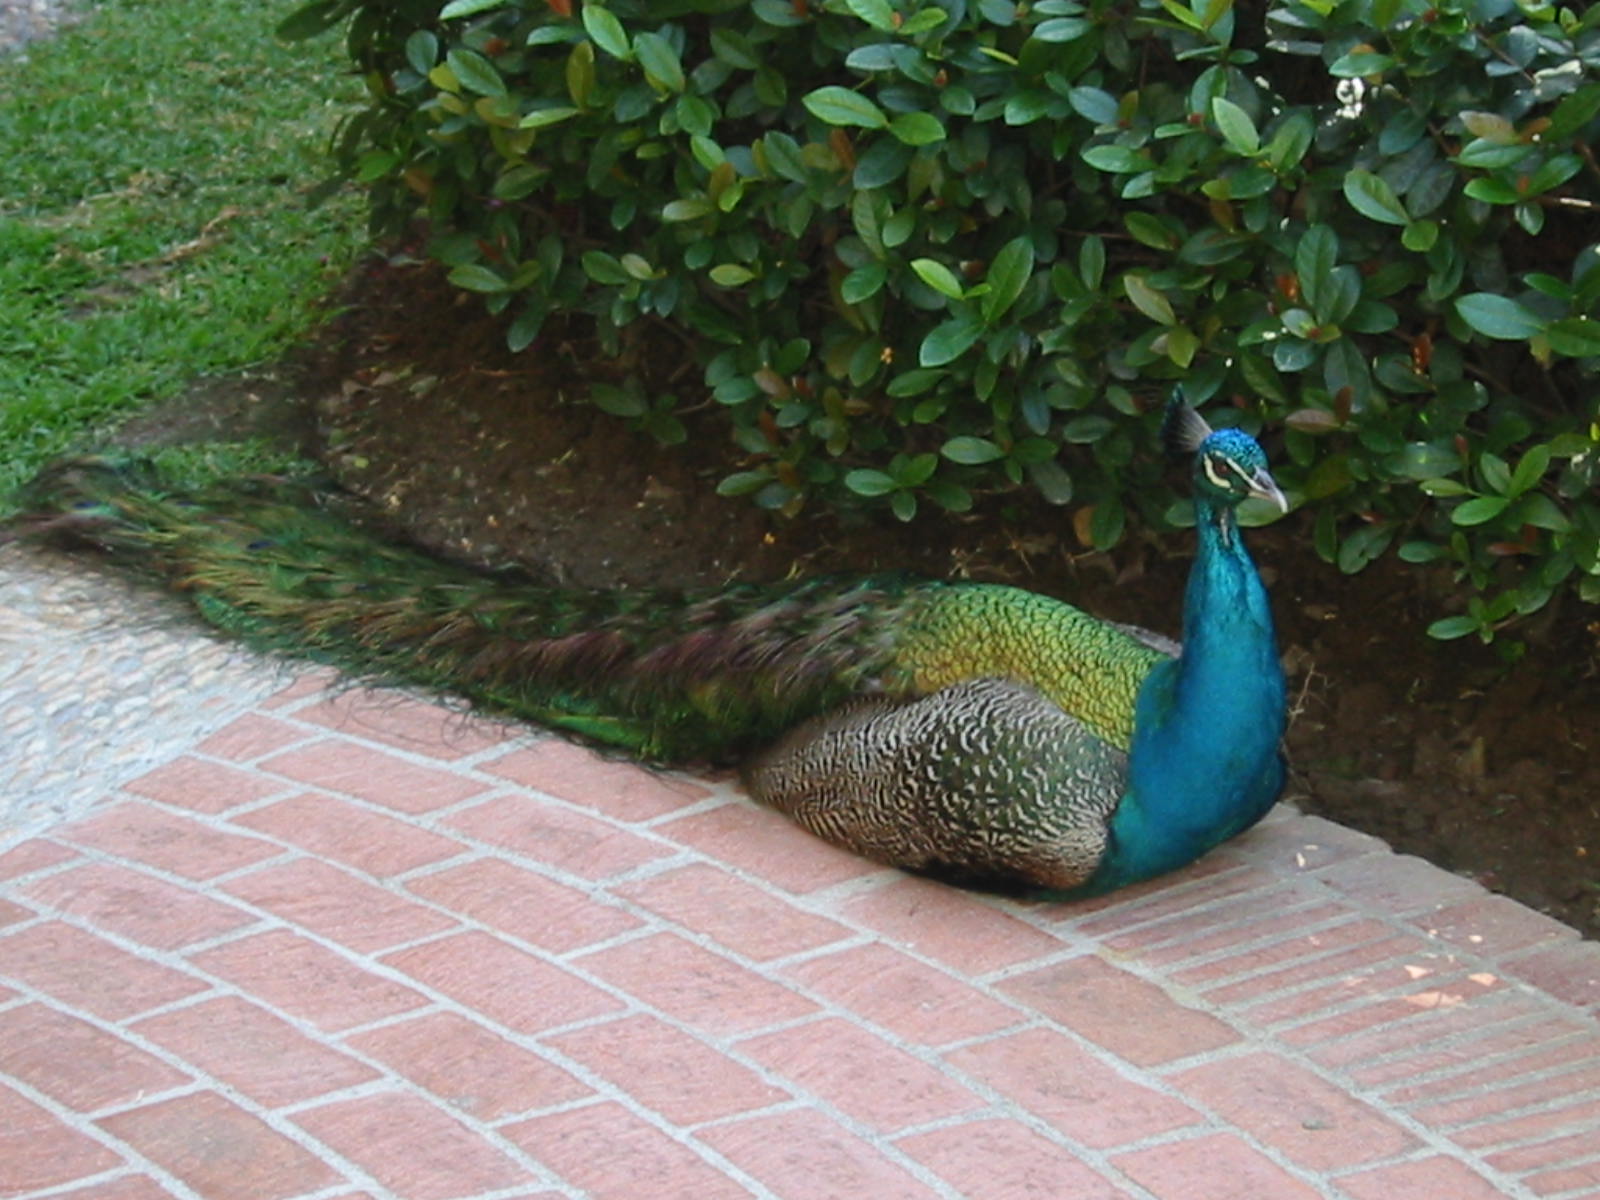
1,545,293,840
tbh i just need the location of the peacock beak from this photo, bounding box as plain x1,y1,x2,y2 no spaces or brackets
1249,469,1289,514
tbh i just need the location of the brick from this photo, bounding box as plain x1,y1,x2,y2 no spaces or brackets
1173,1051,1416,1171
1175,918,1403,992
224,858,457,953
100,1092,339,1200
1383,1034,1600,1106
503,1101,749,1199
1276,983,1505,1049
653,800,884,893
1488,1129,1600,1175
0,896,33,927
612,863,851,961
0,837,77,881
384,930,621,1033
482,739,710,819
1063,866,1278,937
0,921,206,1019
0,1004,189,1112
444,793,674,880
1111,1133,1323,1200
946,1029,1201,1149
1406,1058,1600,1130
1245,961,1502,1032
133,996,379,1107
56,801,282,880
405,858,639,953
839,874,1064,975
346,1011,590,1121
121,755,283,813
1099,874,1325,953
24,861,257,950
1130,901,1358,971
696,1108,942,1199
45,1178,177,1200
547,1013,786,1125
1308,991,1544,1074
295,689,512,760
233,791,465,878
1409,894,1578,959
259,740,486,813
0,1083,123,1192
1350,1007,1591,1091
784,942,1024,1046
1504,941,1600,1010
1449,1095,1600,1150
574,931,813,1035
293,1092,532,1200
740,1017,982,1134
194,713,309,762
1526,1161,1600,1196
1316,852,1485,915
192,929,427,1032
1335,1156,1509,1200
897,1118,1134,1200
1000,955,1239,1067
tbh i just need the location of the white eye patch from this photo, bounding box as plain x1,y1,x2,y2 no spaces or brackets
1201,453,1257,493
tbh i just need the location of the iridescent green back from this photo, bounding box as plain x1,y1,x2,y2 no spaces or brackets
893,584,1168,750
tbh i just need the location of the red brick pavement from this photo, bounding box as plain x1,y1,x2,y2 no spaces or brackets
3,678,1599,1199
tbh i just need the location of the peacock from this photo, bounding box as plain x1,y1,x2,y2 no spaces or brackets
3,394,1288,897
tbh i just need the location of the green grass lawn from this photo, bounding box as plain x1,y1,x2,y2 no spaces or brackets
0,0,367,504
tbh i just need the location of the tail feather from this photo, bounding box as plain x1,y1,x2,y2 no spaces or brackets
5,457,926,761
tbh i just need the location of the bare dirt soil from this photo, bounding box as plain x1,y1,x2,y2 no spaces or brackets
118,257,1600,937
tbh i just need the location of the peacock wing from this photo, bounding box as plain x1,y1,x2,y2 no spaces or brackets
744,677,1127,892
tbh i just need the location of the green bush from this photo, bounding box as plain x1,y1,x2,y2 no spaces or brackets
283,0,1600,642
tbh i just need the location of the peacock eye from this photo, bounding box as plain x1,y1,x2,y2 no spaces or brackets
1201,452,1254,494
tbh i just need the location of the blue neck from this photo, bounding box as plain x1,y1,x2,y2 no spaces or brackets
1082,499,1286,893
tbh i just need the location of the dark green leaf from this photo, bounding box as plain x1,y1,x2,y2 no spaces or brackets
982,236,1035,324
845,0,897,31
1343,169,1408,225
911,258,964,300
447,48,506,97
889,112,946,146
1427,615,1482,640
1452,495,1511,525
633,31,685,92
440,0,510,16
1031,17,1090,40
941,435,1004,464
1455,293,1545,340
1068,86,1119,125
710,28,760,69
1328,49,1394,76
448,264,509,293
1082,144,1149,173
803,86,887,129
853,138,913,188
920,317,982,365
845,468,898,496
1547,317,1600,358
841,262,888,304
1212,97,1259,155
1294,225,1337,317
519,105,580,129
404,31,439,77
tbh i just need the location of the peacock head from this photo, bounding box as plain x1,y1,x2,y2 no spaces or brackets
1162,392,1288,515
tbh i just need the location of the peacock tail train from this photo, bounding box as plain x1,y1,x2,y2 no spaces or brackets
4,398,1288,897
4,457,1162,762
